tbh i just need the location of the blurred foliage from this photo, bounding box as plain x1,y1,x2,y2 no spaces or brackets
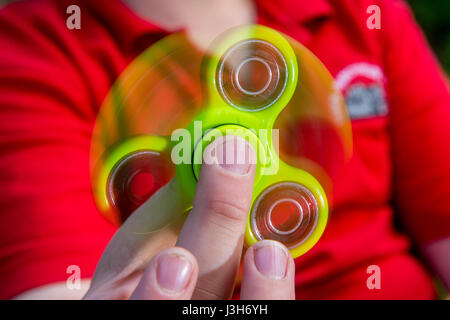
408,0,450,74
0,0,448,74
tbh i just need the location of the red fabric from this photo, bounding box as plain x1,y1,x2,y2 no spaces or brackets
0,0,448,299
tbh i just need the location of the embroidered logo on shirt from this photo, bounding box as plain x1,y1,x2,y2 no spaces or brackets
335,63,388,120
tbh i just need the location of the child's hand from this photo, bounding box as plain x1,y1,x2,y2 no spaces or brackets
84,136,295,300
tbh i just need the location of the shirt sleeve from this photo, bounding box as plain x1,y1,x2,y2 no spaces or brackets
384,0,450,245
0,1,116,299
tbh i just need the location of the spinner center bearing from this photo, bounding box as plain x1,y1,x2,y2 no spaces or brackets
216,39,288,111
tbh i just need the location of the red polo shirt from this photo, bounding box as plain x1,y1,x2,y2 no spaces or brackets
0,0,449,299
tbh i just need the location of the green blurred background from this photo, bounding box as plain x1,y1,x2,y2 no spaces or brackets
0,0,449,74
408,0,450,74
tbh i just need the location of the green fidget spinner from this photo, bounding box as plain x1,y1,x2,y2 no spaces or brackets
90,25,352,258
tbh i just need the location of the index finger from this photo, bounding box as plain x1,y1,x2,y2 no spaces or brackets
176,135,256,299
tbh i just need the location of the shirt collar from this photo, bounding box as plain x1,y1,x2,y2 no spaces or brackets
88,0,333,53
254,0,333,44
85,0,170,54
256,0,333,25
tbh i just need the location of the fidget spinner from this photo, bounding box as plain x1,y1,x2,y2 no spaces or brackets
90,25,352,258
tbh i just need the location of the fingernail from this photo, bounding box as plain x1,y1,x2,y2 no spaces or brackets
214,136,255,175
156,254,192,293
254,242,288,279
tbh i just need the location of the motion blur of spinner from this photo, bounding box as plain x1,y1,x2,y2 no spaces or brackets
90,25,353,258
